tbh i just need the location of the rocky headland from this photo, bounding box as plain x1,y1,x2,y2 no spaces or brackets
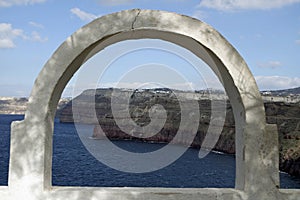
58,87,300,177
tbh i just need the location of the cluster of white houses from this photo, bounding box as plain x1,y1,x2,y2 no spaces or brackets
261,92,300,103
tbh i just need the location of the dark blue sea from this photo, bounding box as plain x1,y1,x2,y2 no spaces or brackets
0,114,300,188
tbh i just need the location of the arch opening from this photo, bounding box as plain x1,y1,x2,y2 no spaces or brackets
39,29,251,190
46,28,247,187
53,39,235,188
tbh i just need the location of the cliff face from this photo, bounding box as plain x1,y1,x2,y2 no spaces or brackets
58,88,300,177
265,102,300,177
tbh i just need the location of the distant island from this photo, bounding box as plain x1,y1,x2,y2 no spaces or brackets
57,87,300,178
1,87,299,177
0,97,70,115
1,86,299,115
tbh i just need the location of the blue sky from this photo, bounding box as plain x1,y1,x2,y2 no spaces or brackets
0,0,300,97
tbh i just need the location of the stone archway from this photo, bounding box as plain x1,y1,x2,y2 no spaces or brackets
3,9,298,200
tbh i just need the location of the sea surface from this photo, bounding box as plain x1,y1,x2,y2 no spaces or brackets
0,114,300,188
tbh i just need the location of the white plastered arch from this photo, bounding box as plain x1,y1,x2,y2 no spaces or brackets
2,9,298,200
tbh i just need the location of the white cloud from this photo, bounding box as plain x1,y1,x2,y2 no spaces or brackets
29,21,44,29
0,23,25,48
0,38,15,48
0,0,46,7
97,0,133,6
258,61,282,69
30,31,48,42
71,8,98,22
28,22,47,42
0,23,47,48
198,0,300,11
255,76,300,90
192,10,207,20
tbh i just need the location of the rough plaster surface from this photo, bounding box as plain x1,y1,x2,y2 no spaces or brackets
0,9,299,199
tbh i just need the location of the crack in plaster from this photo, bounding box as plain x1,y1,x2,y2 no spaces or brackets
131,9,141,30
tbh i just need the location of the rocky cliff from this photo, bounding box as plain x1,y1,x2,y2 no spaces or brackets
58,88,300,177
265,102,300,177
